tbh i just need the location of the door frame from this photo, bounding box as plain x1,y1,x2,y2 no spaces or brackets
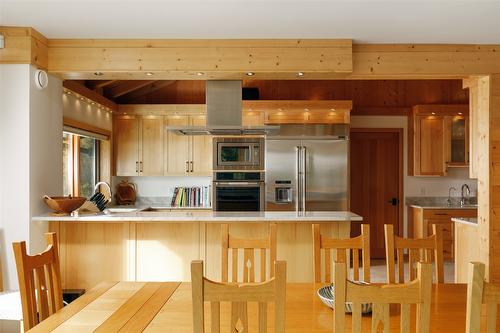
350,128,404,237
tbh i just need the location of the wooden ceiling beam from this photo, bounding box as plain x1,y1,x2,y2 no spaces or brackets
86,80,118,90
116,80,176,103
63,80,117,111
105,80,157,98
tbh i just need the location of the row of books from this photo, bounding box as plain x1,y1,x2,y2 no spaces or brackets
170,186,211,207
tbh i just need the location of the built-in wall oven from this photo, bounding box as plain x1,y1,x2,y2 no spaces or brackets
213,172,265,211
213,137,264,171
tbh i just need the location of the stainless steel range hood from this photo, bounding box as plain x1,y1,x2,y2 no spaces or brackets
168,80,279,135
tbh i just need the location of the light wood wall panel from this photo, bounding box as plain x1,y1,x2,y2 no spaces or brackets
49,222,134,291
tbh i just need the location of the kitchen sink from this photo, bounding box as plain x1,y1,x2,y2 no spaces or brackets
139,207,172,213
104,207,138,214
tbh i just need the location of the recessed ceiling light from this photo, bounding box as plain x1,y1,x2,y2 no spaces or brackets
431,112,436,115
94,72,103,76
246,72,254,76
278,108,282,112
330,108,336,111
65,90,71,95
196,72,205,76
297,72,304,77
304,108,310,112
146,72,154,76
91,102,95,105
458,112,463,115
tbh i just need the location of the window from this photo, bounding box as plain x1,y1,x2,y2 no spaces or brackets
62,133,99,197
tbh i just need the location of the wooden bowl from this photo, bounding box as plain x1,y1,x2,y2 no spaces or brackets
43,195,87,214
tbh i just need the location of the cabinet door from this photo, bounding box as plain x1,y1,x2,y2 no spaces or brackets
165,116,190,175
190,115,212,175
115,116,139,176
140,116,164,176
242,111,265,126
417,116,445,176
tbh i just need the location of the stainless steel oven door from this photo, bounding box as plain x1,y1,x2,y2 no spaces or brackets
213,181,264,211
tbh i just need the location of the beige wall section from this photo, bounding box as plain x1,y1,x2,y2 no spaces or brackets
62,92,112,131
350,116,477,237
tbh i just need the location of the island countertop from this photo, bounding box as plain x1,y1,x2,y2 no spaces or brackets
32,210,362,222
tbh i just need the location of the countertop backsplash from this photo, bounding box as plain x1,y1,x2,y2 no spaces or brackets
112,176,212,206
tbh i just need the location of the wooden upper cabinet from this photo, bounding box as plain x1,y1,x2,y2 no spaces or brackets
242,100,352,125
115,115,164,176
140,116,164,176
165,116,190,175
190,116,212,176
408,105,468,176
115,116,140,176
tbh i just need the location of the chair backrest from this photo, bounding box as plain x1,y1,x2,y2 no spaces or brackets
466,262,500,333
191,260,286,333
12,232,63,331
221,223,277,283
384,224,444,283
334,260,432,333
312,223,370,283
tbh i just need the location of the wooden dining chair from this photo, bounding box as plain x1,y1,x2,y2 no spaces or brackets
385,224,444,284
191,259,286,333
221,223,277,283
312,224,370,283
466,261,500,333
12,232,63,331
334,260,432,333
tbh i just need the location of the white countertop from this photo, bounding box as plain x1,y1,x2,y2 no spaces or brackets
32,211,362,223
451,217,478,227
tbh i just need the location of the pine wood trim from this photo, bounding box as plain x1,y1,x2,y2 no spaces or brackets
0,26,48,69
63,117,111,139
63,81,118,111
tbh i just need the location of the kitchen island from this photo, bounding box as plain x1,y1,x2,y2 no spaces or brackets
33,210,361,290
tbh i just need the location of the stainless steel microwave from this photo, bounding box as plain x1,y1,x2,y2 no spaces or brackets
213,137,265,170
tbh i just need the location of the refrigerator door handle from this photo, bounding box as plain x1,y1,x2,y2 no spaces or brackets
296,146,301,212
301,146,307,212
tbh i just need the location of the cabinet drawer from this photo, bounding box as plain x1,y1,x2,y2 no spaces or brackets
423,209,477,219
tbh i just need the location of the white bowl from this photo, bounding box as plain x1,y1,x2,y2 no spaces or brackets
317,282,372,314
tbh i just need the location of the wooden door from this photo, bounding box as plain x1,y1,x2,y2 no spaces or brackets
417,116,445,175
190,115,212,175
350,130,401,259
115,116,139,176
140,116,164,176
165,116,190,175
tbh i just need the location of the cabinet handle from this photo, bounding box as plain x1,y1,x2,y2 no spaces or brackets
136,161,139,173
190,161,194,173
186,161,189,173
140,161,143,172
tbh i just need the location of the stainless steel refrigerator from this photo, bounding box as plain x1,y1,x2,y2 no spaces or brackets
265,134,348,212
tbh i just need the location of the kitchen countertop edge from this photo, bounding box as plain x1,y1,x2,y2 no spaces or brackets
451,217,478,227
32,211,363,223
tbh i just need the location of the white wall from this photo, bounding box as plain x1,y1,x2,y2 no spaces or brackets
0,64,63,291
350,115,478,235
113,176,211,199
63,92,112,131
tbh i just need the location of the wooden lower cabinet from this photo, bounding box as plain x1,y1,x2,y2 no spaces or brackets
454,221,480,283
411,207,477,260
50,220,351,290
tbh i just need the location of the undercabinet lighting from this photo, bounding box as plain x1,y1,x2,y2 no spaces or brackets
330,108,336,111
297,72,304,77
304,108,310,112
94,72,103,76
196,72,205,76
146,72,154,76
246,72,255,76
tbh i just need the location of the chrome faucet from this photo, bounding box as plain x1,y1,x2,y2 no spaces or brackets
447,186,457,206
461,184,471,206
94,181,112,203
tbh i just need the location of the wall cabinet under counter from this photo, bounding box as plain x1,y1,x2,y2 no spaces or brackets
410,206,477,260
408,104,469,176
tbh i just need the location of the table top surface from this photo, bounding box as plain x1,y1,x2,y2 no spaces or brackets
27,281,494,332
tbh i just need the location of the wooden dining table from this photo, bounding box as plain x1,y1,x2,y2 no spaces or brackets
27,281,495,332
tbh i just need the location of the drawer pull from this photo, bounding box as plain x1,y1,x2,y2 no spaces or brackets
434,213,448,216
